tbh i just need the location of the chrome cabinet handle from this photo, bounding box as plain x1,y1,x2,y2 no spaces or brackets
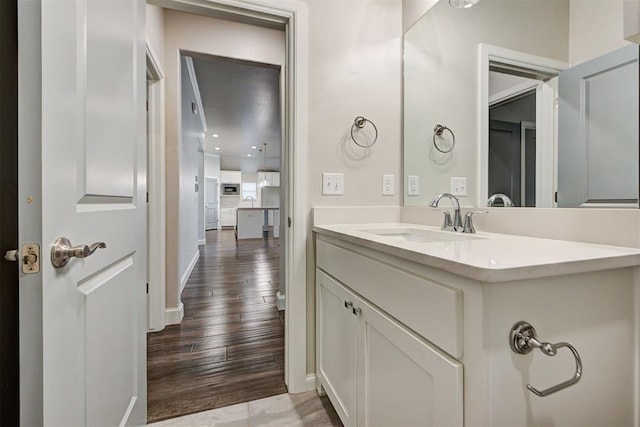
510,321,583,397
51,237,106,268
344,301,353,309
352,307,361,316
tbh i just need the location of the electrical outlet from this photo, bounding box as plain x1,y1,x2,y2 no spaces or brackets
322,173,344,195
451,177,467,196
407,175,419,196
382,174,394,196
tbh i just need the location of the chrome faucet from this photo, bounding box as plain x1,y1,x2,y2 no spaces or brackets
487,193,514,207
244,195,255,208
429,193,463,232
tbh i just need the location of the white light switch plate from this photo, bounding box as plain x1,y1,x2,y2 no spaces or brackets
322,173,344,195
451,177,467,196
382,174,394,196
408,175,419,196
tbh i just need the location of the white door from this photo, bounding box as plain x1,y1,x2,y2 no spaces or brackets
205,177,219,230
557,44,639,208
39,1,146,425
316,270,358,426
356,297,463,427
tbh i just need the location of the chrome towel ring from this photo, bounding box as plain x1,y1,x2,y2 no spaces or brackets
351,116,378,148
433,124,455,153
509,321,583,397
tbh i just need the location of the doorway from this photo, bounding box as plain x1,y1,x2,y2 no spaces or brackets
145,0,309,420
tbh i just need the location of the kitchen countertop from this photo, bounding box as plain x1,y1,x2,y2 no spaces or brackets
237,207,280,210
313,223,640,282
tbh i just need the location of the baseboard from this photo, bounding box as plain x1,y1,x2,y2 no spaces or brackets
165,302,184,325
305,374,317,392
179,250,200,293
198,238,206,245
276,291,285,311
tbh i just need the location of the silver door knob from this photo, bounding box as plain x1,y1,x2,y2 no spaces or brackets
51,237,106,268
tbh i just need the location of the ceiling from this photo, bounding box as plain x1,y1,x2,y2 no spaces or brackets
190,53,282,172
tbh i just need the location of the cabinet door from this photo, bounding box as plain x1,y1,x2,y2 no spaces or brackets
356,298,463,427
316,270,358,427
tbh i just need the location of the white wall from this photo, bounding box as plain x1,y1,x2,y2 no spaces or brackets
402,0,438,32
569,0,631,66
164,9,285,312
198,152,205,244
178,56,205,292
146,4,165,65
204,153,220,179
304,0,404,373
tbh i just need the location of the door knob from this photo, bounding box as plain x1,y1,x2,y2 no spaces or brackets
51,237,106,268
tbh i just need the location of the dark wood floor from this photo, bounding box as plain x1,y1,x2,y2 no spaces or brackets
147,229,286,422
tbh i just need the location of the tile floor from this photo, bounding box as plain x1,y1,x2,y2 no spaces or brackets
148,391,343,427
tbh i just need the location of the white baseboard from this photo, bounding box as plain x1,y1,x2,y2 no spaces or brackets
180,250,200,293
198,238,206,245
165,302,184,325
276,291,285,311
305,374,317,392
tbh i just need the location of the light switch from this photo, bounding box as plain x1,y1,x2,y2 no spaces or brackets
451,177,467,196
407,175,419,196
322,173,344,195
382,175,394,196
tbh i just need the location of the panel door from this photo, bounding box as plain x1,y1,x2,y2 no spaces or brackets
39,0,146,425
316,270,358,427
558,44,639,207
205,177,218,230
356,297,463,427
489,119,522,205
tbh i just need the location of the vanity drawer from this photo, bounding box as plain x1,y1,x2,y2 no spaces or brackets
316,239,463,358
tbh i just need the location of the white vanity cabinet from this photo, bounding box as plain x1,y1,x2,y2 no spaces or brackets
317,265,464,427
314,224,640,426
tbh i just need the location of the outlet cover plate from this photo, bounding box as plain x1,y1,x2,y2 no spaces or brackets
382,174,394,196
451,177,467,196
408,175,419,196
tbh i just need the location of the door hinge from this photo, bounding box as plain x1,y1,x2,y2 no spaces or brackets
146,283,149,294
4,244,40,274
288,217,292,228
554,191,558,203
146,192,149,203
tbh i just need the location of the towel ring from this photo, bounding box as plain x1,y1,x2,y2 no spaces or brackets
433,124,455,153
351,116,378,148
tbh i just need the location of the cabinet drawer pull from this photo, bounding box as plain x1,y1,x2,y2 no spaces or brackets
344,301,353,309
352,307,362,316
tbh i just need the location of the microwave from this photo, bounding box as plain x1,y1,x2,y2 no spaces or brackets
222,183,240,195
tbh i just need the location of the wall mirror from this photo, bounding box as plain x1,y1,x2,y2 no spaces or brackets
403,0,639,208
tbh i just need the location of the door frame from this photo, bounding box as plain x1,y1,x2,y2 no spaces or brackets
148,0,310,393
0,0,20,423
205,176,219,231
478,44,568,208
146,42,167,333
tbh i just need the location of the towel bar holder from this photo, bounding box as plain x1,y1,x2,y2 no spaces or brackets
509,321,582,397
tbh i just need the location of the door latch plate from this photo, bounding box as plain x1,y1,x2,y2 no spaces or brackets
22,244,40,274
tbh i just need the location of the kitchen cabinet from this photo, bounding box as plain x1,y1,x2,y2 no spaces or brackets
220,170,241,184
317,269,463,427
220,208,237,227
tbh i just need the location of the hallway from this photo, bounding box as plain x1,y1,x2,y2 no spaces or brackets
147,229,286,422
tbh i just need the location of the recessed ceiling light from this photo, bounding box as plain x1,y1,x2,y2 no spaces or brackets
214,147,221,151
247,154,252,157
212,134,219,138
251,146,257,150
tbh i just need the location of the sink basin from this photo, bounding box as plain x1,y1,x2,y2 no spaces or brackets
360,228,484,243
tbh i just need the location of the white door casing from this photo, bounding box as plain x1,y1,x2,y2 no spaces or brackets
39,0,147,425
149,0,309,393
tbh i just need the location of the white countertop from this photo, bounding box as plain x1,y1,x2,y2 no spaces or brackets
237,207,280,211
313,223,640,282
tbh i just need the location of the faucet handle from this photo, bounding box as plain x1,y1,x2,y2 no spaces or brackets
462,210,488,234
438,210,453,231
